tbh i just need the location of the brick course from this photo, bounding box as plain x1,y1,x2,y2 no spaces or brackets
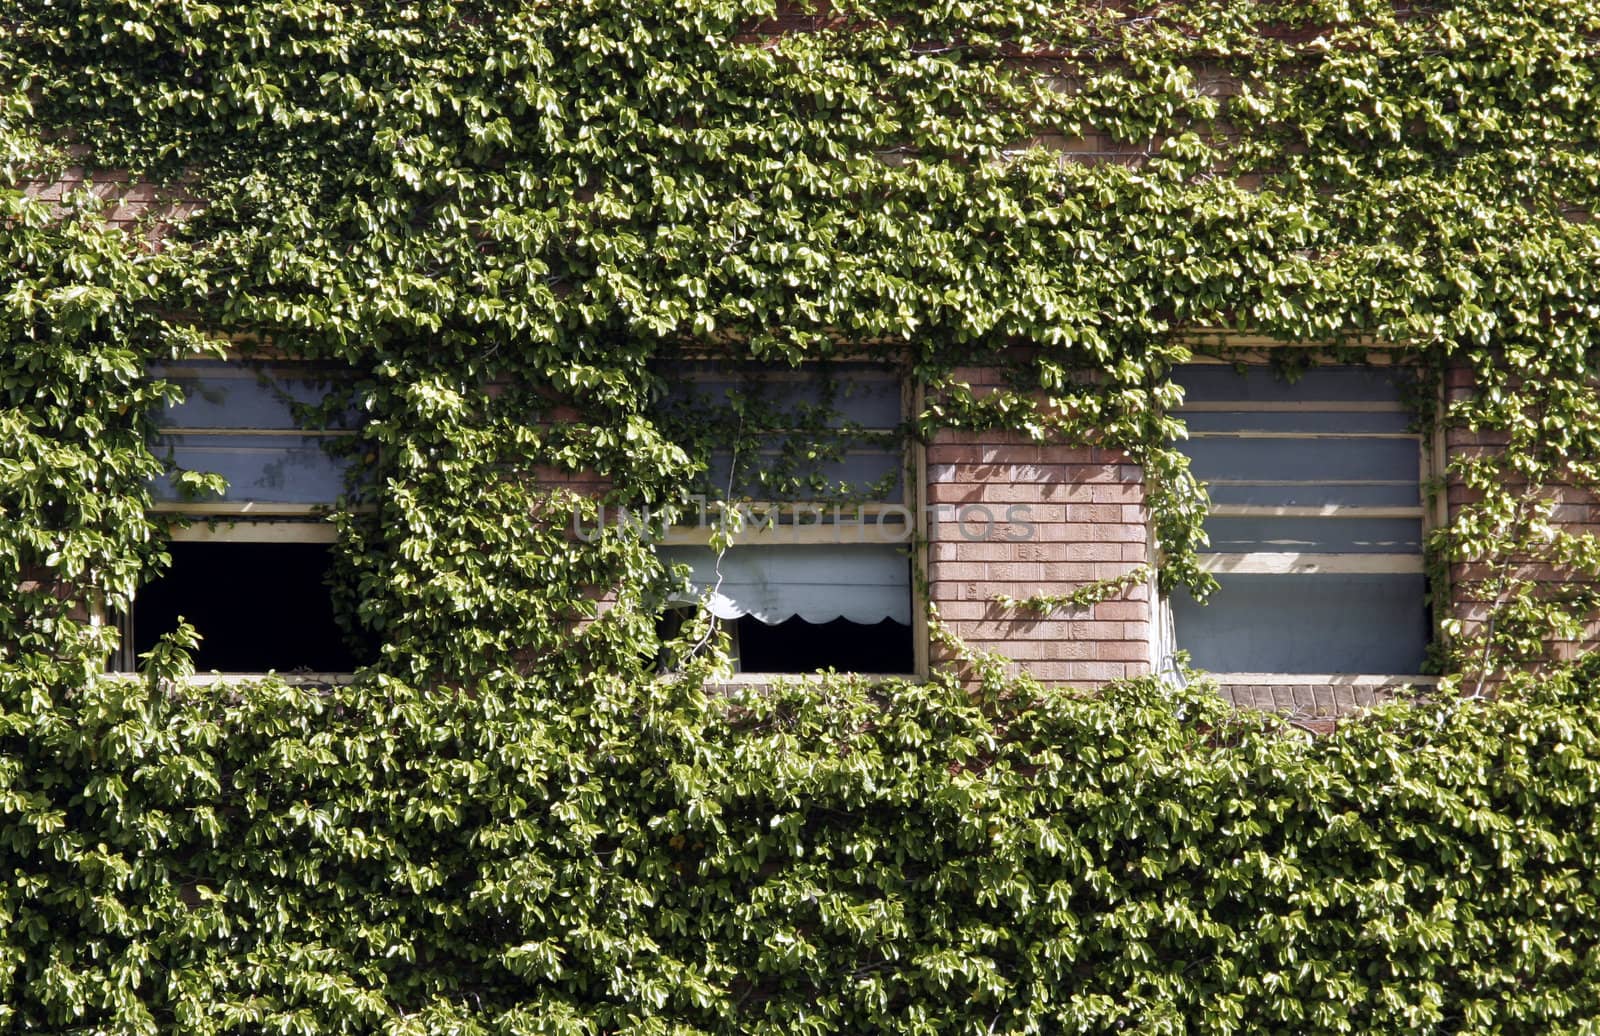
925,371,1154,688
22,165,202,246
1441,362,1600,674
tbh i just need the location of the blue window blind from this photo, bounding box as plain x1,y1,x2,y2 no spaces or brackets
1171,364,1428,673
148,361,359,508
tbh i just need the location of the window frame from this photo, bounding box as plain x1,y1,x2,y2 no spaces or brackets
110,355,364,676
1155,350,1437,682
146,356,365,521
653,356,928,678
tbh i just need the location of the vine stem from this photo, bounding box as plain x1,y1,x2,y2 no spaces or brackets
682,406,743,666
1469,491,1534,700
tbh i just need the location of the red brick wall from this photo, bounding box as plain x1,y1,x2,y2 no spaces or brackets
1443,362,1600,672
924,370,1154,687
1215,676,1439,730
21,165,200,245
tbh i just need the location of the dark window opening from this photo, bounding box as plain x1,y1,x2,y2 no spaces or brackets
733,615,914,674
131,542,371,672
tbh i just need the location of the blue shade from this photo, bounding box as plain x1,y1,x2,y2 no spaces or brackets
1181,436,1420,485
1183,409,1414,434
148,434,353,504
1173,574,1429,673
1205,483,1422,508
1177,364,1412,404
1201,516,1423,554
661,544,912,625
153,361,360,429
1173,365,1426,561
147,361,362,506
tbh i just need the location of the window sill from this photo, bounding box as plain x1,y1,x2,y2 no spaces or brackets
1201,673,1437,686
702,671,923,691
1205,673,1437,721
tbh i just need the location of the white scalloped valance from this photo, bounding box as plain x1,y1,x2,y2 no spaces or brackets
660,545,911,625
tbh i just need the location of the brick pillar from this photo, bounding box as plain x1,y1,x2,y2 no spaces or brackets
925,424,1154,689
1442,360,1600,671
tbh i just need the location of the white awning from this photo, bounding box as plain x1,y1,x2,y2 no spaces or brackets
660,544,911,625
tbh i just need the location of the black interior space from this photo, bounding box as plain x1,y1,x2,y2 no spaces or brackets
132,542,369,672
734,615,915,674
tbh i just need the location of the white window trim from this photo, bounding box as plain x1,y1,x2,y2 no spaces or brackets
101,671,359,686
164,517,341,543
1154,353,1437,682
658,358,928,677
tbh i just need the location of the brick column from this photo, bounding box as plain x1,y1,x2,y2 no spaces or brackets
1443,360,1600,671
925,421,1154,689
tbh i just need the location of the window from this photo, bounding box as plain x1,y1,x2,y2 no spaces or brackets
146,359,358,515
1165,362,1429,675
114,359,370,674
128,541,363,672
652,359,919,675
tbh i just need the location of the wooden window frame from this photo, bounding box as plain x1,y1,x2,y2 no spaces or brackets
1155,350,1436,681
654,357,928,678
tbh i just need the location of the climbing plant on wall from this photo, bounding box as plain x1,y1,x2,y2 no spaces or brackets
5,1,1600,1030
7,0,1599,684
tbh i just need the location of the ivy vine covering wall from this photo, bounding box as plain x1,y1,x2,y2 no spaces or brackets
7,0,1600,681
4,0,1600,1030
6,657,1600,1032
